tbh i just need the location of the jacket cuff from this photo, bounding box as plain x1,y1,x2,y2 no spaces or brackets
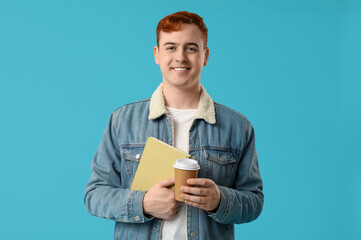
207,186,229,223
127,191,154,223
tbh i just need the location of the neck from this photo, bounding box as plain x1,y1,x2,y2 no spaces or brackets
162,83,201,109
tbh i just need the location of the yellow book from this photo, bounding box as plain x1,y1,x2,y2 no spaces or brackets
130,137,190,191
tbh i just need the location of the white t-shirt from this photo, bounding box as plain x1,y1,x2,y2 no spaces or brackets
161,107,197,240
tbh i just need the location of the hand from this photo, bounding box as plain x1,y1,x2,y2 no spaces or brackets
143,177,180,219
180,178,221,212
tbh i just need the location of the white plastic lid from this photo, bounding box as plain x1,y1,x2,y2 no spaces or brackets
173,158,200,170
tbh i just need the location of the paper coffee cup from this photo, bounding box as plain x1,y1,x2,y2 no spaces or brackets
173,158,200,202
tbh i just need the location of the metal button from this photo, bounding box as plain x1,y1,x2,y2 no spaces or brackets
153,228,157,232
190,232,196,238
191,155,196,160
135,216,140,221
135,154,140,159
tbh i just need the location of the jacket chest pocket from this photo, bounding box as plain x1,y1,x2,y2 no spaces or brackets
119,146,144,185
204,150,237,187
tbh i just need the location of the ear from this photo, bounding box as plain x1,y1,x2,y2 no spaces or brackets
154,46,159,65
203,47,209,66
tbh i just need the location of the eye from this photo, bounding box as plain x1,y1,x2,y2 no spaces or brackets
187,47,198,52
166,46,175,51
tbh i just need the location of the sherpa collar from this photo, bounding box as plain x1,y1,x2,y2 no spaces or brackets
148,83,216,124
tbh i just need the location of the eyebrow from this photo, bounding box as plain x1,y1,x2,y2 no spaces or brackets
163,42,200,48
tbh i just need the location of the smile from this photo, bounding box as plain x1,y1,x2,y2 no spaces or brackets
172,67,190,71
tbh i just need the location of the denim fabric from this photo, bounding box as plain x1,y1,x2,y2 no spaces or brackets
84,88,263,240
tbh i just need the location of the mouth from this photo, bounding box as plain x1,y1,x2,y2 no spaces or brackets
172,67,191,72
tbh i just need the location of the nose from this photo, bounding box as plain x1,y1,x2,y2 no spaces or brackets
175,49,187,63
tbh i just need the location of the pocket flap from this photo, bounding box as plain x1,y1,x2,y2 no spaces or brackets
204,150,237,165
119,146,145,162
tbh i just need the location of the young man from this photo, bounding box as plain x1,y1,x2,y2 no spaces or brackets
84,11,263,240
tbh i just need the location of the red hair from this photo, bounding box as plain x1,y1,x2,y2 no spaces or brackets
156,11,208,48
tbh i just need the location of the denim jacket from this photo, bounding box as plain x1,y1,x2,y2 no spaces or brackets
84,84,263,240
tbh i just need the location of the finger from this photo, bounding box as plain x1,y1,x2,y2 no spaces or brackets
169,201,181,215
181,193,207,204
184,200,205,210
174,202,181,211
157,177,175,188
181,186,207,196
187,178,213,187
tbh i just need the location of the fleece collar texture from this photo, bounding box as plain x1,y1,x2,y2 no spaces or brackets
148,83,216,124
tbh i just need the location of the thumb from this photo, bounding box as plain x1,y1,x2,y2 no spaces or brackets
157,177,175,188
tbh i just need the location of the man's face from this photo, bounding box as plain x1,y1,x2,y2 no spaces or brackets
154,24,209,90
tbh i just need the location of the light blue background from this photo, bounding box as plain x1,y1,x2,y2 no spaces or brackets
1,0,360,239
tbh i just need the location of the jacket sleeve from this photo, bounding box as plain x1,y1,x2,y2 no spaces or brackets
84,113,153,223
208,125,264,224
